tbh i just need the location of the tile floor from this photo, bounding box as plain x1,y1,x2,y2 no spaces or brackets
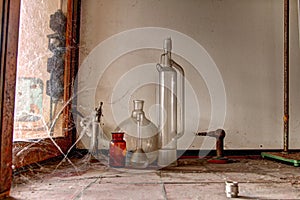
8,156,300,200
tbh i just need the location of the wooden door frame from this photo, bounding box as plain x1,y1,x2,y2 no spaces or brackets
0,0,21,198
0,0,81,198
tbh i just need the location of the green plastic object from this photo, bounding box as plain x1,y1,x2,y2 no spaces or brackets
261,152,300,167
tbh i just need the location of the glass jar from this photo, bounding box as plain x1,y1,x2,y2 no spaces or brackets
115,100,158,165
109,132,126,168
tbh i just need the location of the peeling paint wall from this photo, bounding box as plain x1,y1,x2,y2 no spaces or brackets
78,0,300,150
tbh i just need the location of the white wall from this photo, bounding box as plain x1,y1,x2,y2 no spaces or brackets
77,0,300,150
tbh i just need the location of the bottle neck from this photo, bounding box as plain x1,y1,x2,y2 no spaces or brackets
163,50,172,67
131,100,145,120
132,110,145,119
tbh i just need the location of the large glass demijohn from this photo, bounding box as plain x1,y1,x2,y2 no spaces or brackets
115,100,159,167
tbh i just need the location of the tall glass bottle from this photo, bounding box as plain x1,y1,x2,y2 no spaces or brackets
115,100,158,166
156,38,185,167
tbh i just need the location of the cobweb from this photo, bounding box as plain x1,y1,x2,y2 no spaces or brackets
13,95,112,185
12,0,112,184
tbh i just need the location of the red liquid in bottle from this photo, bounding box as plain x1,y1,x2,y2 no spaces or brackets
109,132,126,168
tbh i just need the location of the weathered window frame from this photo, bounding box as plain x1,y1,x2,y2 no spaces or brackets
0,0,80,197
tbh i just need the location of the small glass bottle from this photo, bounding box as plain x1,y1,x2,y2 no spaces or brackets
109,132,126,168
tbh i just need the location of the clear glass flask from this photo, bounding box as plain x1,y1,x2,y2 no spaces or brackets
156,38,185,167
115,100,159,166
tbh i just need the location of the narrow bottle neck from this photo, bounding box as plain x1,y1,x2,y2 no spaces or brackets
132,100,145,120
163,51,172,67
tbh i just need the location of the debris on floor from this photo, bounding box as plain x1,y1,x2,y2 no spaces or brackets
10,156,300,200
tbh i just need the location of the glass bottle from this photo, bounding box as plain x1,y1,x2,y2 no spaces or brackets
115,100,158,166
109,132,126,168
156,38,185,167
